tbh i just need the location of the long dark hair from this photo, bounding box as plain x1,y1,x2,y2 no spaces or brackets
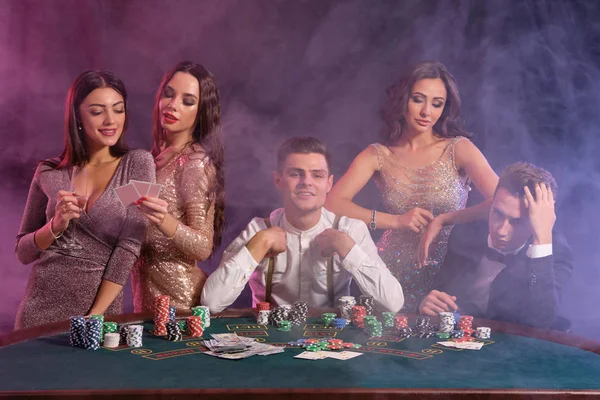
151,61,225,253
381,61,470,143
43,70,129,169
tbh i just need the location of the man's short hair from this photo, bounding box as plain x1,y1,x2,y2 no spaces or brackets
496,162,558,200
276,136,332,173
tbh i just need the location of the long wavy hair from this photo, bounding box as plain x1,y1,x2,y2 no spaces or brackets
151,61,225,253
381,61,471,143
44,70,129,169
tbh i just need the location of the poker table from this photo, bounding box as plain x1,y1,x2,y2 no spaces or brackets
1,308,600,399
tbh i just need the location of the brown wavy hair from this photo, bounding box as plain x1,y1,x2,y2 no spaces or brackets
44,70,129,169
381,61,471,143
151,61,225,253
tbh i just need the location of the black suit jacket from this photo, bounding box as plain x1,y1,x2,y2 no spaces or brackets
430,221,573,329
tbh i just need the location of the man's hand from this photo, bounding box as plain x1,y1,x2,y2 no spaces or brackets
524,183,555,245
418,290,458,316
246,227,287,262
315,229,355,258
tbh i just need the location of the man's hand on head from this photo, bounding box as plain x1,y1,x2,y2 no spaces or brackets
315,229,355,259
524,183,555,245
418,290,458,316
246,227,287,262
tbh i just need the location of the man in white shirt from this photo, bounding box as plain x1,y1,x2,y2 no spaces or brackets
202,137,404,313
418,162,573,328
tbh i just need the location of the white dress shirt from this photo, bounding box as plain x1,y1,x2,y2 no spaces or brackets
201,208,404,313
469,236,553,313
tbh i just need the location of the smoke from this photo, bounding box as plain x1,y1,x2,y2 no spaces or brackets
1,0,599,336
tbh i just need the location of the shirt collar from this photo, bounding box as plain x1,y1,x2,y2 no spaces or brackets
487,235,527,256
282,209,325,236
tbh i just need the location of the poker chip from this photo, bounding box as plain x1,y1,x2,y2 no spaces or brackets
85,319,102,350
332,318,348,329
451,329,464,338
458,316,474,335
351,305,367,328
155,295,170,323
394,315,408,330
289,310,304,327
338,296,356,322
438,312,456,333
89,315,104,342
257,310,270,325
269,306,290,326
305,344,321,352
328,345,343,350
321,312,336,327
475,327,491,339
103,322,118,335
382,312,396,328
365,320,383,338
256,302,271,311
414,315,436,338
293,301,308,319
119,325,130,344
177,319,188,332
397,327,414,338
187,316,204,337
69,316,86,348
168,306,177,322
154,321,167,336
103,333,120,348
191,306,211,328
166,321,183,342
277,320,292,332
127,325,144,348
436,331,451,339
359,295,374,316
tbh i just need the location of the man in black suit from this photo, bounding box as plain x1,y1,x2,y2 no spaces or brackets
418,162,573,329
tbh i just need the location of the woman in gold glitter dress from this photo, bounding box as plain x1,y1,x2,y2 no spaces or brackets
326,61,499,311
130,61,225,311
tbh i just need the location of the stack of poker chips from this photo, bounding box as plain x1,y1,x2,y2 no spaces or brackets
103,322,118,337
85,318,102,350
394,315,409,330
351,305,367,328
177,319,188,333
269,306,291,326
154,295,170,336
166,321,183,341
364,316,383,337
89,314,104,342
119,324,130,344
332,318,348,329
187,316,204,337
451,329,465,338
256,302,271,325
169,306,177,322
103,333,120,348
127,325,144,347
191,306,211,329
321,312,337,327
359,295,374,316
382,312,396,328
69,316,86,348
277,320,292,331
457,315,475,337
475,327,491,339
438,312,456,333
289,302,308,327
338,296,356,322
414,315,436,338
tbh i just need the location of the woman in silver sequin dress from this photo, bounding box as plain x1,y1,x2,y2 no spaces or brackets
130,62,225,311
326,61,499,310
14,71,155,329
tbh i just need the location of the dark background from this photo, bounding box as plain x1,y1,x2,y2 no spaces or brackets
1,0,599,338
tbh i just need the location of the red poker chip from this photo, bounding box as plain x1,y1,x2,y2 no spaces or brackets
328,345,343,350
342,343,354,348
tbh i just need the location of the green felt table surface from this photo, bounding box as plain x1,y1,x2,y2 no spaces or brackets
1,316,600,392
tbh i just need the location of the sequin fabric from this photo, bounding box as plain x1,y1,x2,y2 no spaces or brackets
372,137,470,311
14,150,155,329
131,144,215,312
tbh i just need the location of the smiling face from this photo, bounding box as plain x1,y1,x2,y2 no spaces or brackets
78,87,125,151
158,71,200,137
489,187,533,251
403,78,447,135
274,152,333,217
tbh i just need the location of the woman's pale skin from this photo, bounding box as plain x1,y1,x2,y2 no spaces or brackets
33,87,128,315
325,78,499,266
136,71,202,236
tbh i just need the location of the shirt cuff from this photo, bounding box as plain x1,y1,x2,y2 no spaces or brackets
526,244,553,258
341,244,368,272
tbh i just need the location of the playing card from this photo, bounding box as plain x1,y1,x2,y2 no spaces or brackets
294,351,328,360
147,183,163,197
114,183,141,207
324,351,363,360
130,180,151,197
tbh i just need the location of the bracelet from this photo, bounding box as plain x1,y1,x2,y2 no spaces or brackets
49,217,64,240
369,210,377,231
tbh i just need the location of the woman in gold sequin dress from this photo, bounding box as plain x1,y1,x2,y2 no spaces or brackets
130,62,225,311
326,61,499,310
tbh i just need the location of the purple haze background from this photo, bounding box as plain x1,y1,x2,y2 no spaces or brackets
1,0,599,336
